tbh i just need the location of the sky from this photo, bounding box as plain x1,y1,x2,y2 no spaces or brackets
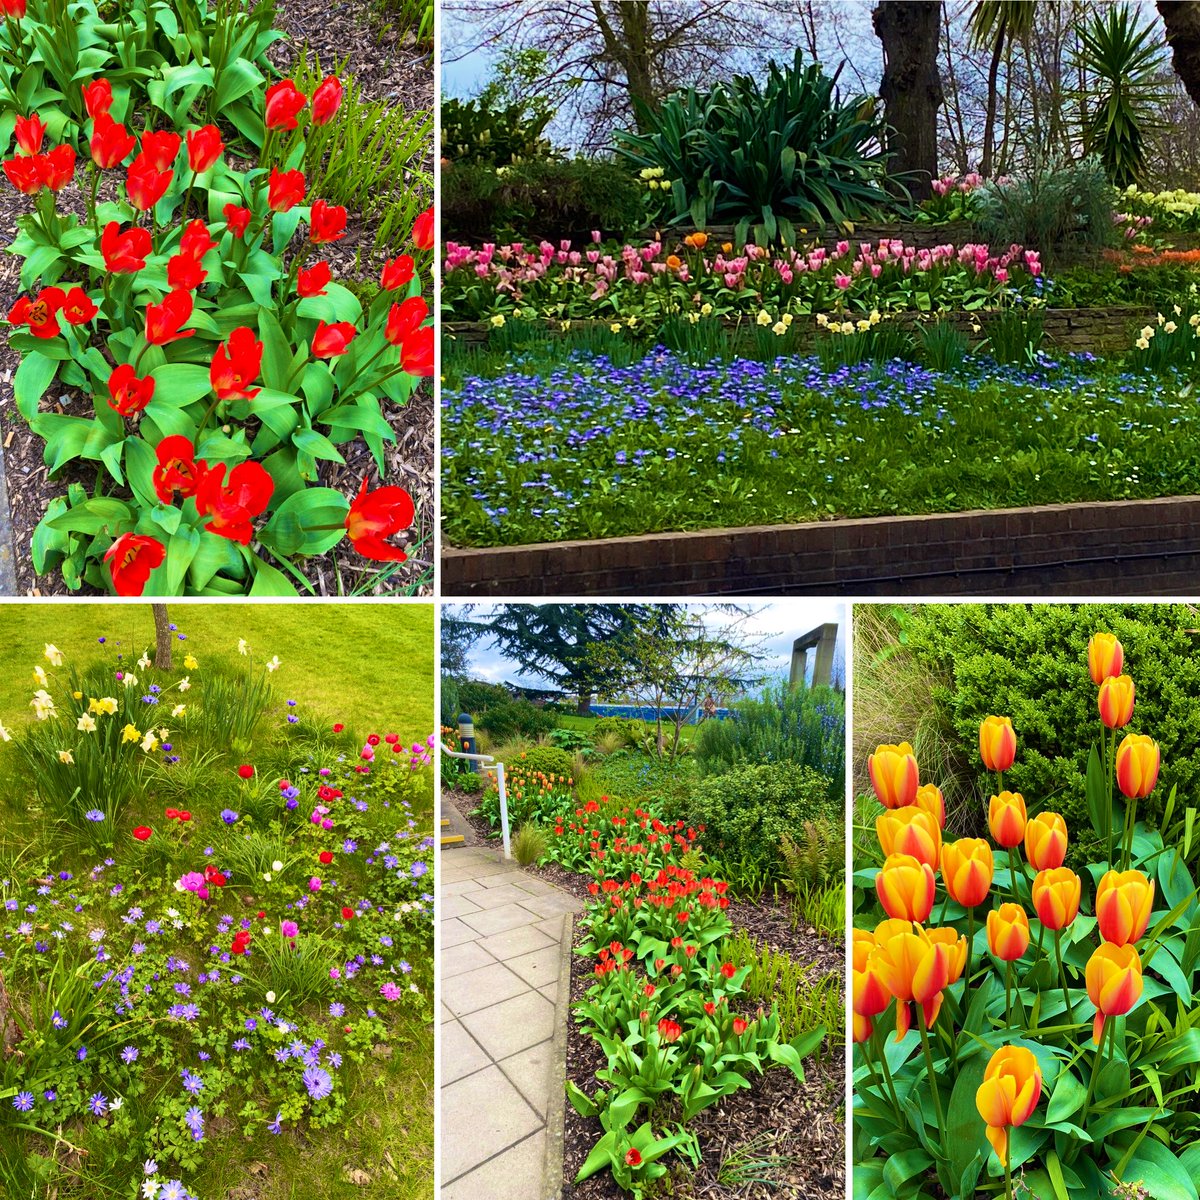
450,602,847,696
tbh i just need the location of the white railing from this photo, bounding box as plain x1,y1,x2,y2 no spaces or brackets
442,749,510,859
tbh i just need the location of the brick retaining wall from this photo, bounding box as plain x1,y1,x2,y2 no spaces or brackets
442,497,1200,597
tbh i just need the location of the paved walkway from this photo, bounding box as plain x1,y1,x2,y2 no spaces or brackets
440,828,583,1200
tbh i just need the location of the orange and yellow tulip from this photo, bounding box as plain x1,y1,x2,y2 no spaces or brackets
988,791,1027,849
852,930,889,1043
979,716,1017,772
867,742,919,809
975,1045,1042,1165
913,783,946,828
876,807,942,869
986,903,1031,961
941,838,994,908
1088,632,1124,685
1116,734,1160,800
1095,869,1154,946
923,926,967,985
1086,942,1143,1045
1031,866,1082,930
1024,811,1067,871
871,920,950,1038
875,853,936,923
1098,674,1135,729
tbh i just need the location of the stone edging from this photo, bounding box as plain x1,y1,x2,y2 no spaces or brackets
541,911,575,1200
0,432,18,596
442,495,1200,597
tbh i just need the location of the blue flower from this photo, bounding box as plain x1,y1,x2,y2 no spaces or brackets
302,1065,333,1100
85,810,105,822
12,1091,33,1112
121,1045,139,1064
267,1111,283,1134
88,1092,108,1116
220,809,239,825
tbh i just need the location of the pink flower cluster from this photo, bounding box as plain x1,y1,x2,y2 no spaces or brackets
931,171,985,197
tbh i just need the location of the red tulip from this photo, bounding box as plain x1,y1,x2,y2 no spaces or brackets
140,129,181,172
237,764,255,779
3,154,44,194
308,198,347,244
224,203,251,238
195,461,274,544
345,477,415,561
210,327,263,401
104,532,166,597
145,290,195,345
267,167,306,212
82,80,113,120
90,115,136,169
167,252,206,291
101,222,152,273
310,76,344,125
264,80,307,130
179,219,217,262
385,296,427,346
14,113,46,156
40,145,75,191
132,826,153,841
401,325,434,376
126,153,172,210
297,260,331,297
61,287,97,326
311,319,356,358
380,254,415,290
107,364,155,417
0,0,26,16
411,205,433,250
8,288,65,339
186,124,224,173
153,436,206,503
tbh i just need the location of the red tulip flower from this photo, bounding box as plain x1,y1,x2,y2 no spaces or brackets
311,319,356,358
145,290,195,345
265,79,307,129
8,288,65,338
0,0,26,15
224,203,251,238
195,461,274,544
90,115,136,169
344,477,415,561
101,222,152,273
179,219,217,262
310,76,344,125
132,826,153,841
108,364,156,417
210,327,263,401
237,764,255,779
385,296,427,346
61,287,98,326
82,79,113,120
411,205,433,250
380,254,415,290
267,167,306,212
126,153,172,210
40,146,75,191
297,260,331,298
732,1017,749,1035
153,436,206,502
167,252,207,291
14,113,46,156
3,154,44,194
308,198,347,244
657,1018,682,1043
400,325,434,377
625,1148,642,1167
104,532,166,597
186,124,224,173
140,128,181,172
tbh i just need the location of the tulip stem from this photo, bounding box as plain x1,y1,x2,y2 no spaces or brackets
1005,959,1014,1028
965,906,975,992
1009,848,1021,906
915,1009,947,1152
194,394,223,442
1052,928,1073,1025
1004,1155,1013,1200
1081,1016,1113,1125
864,1034,902,1124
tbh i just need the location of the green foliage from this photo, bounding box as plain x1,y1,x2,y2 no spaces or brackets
456,679,512,715
593,749,696,815
1129,308,1200,372
456,771,484,795
441,96,553,167
592,715,647,747
916,319,970,371
984,306,1045,365
548,726,592,753
510,744,574,781
440,675,460,727
193,655,275,746
475,699,558,742
511,822,548,867
614,50,897,245
780,818,845,892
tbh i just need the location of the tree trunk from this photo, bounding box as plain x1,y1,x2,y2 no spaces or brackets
1161,2,1200,106
873,1,945,201
981,17,1007,176
152,604,172,669
592,0,658,130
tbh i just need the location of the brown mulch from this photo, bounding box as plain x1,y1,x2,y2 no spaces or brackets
0,0,433,596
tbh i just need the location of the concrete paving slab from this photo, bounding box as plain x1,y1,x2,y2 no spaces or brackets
441,1065,542,1182
442,1129,549,1200
521,892,583,917
499,1038,555,1120
442,960,530,1017
460,902,542,937
505,945,564,991
440,892,484,920
442,1019,492,1085
460,989,557,1061
439,918,478,949
441,940,498,979
476,924,557,962
460,882,536,908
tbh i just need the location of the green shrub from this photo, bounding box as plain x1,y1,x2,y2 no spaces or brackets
456,680,513,716
780,817,845,890
593,750,696,814
683,762,839,868
476,699,557,742
548,727,592,753
440,676,461,727
509,745,574,782
512,823,548,866
592,716,647,747
441,95,553,167
457,772,484,795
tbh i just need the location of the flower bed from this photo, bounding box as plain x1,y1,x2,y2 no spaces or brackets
0,619,435,1197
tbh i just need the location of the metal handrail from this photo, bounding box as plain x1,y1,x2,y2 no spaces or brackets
442,748,510,859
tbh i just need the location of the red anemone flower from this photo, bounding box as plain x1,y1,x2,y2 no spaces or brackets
341,906,354,920
90,115,136,169
153,436,206,502
210,327,263,401
264,80,307,129
380,254,415,290
14,113,46,156
332,723,344,732
267,167,306,212
178,811,192,822
237,764,255,779
145,290,195,345
195,461,274,544
319,851,333,864
108,364,156,417
411,205,433,250
384,296,427,346
101,222,152,273
310,319,356,358
126,153,172,210
140,128,181,172
186,124,224,173
308,198,347,244
344,477,415,562
165,808,180,820
132,826,153,841
8,288,66,338
297,260,331,298
104,532,166,597
310,76,344,126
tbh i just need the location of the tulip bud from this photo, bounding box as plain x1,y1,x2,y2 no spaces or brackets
1098,674,1135,729
1024,811,1067,871
1116,734,1160,800
1086,942,1143,1045
986,903,1030,962
979,716,1017,772
1031,866,1082,931
912,783,945,829
1088,632,1124,685
1095,869,1154,946
876,807,941,869
941,837,994,908
875,853,936,923
975,1045,1042,1165
867,742,919,809
988,791,1027,849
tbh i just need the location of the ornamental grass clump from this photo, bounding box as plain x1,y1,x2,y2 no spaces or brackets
853,630,1197,1200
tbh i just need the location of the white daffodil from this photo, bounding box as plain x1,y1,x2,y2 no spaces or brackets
237,639,249,656
58,750,74,765
77,713,97,733
171,704,186,717
266,656,281,672
32,665,47,686
44,644,63,666
178,677,191,691
141,731,159,753
0,721,10,742
137,653,151,671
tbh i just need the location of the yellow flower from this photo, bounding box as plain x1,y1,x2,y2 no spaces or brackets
141,731,159,754
1135,337,1150,350
183,655,198,670
172,704,186,717
122,724,141,744
1140,326,1155,340
89,696,118,715
1166,321,1178,334
58,750,74,765
77,714,97,733
772,321,787,336
489,314,506,328
782,313,794,327
700,303,713,316
73,690,82,700
756,309,772,326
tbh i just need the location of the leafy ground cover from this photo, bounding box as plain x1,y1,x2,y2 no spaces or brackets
0,605,435,1200
442,339,1197,548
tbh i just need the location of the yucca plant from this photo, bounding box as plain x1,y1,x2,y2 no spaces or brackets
613,49,900,246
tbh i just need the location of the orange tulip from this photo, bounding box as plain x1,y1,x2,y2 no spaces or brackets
876,807,942,869
868,742,919,809
941,838,994,908
975,1045,1042,1165
924,927,967,985
913,783,946,828
979,716,1017,772
876,853,935,923
1116,734,1160,800
1024,812,1067,871
1095,870,1154,946
986,903,1031,961
1088,632,1124,685
988,791,1027,849
1098,675,1135,729
1086,942,1143,1045
871,920,950,1038
852,930,889,1043
1031,866,1082,930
